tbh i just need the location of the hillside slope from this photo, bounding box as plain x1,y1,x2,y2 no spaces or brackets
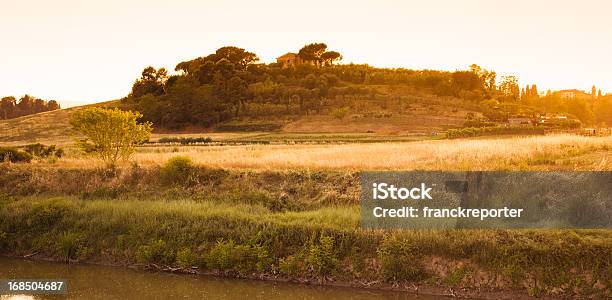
0,101,118,146
0,98,476,146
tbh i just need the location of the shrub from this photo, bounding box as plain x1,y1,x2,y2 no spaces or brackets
23,143,63,158
176,248,197,268
207,239,237,270
279,255,304,275
207,239,272,274
136,239,174,264
306,235,338,275
160,156,195,185
27,199,72,231
0,147,33,163
377,236,427,282
55,232,85,260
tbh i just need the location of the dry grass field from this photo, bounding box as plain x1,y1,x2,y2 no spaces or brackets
39,134,611,171
2,104,611,171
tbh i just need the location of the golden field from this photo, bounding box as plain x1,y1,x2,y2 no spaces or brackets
2,104,610,171
37,134,612,171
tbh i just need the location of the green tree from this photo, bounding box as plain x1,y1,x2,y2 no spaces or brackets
498,75,520,101
594,96,612,125
214,46,259,68
566,98,595,125
0,96,16,119
469,64,496,97
320,51,342,66
70,108,152,167
298,43,328,63
451,71,482,92
130,66,168,97
47,100,61,111
16,95,34,116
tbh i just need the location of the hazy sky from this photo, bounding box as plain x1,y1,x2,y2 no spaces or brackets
1,0,611,107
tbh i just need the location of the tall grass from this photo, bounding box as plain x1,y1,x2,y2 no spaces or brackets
48,134,612,170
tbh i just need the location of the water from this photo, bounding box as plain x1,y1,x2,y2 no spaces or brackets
0,257,446,299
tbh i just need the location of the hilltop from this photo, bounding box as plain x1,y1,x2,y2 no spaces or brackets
4,43,612,147
118,44,609,133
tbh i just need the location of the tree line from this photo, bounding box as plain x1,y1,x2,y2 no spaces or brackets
122,42,612,129
122,43,500,129
0,95,61,120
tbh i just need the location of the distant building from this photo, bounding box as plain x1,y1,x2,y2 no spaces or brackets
554,89,590,100
276,52,317,67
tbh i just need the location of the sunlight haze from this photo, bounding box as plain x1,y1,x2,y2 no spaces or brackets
1,0,611,107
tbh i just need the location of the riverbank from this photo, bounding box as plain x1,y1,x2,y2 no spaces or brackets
0,164,610,298
2,256,441,300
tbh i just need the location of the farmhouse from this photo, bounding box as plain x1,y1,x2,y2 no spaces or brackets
554,89,590,100
276,52,317,67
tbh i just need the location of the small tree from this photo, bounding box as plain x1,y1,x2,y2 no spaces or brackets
70,107,152,167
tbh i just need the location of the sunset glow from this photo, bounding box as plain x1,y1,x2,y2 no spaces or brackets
1,0,611,107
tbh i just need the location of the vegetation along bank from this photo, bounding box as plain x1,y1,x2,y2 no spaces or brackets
0,162,609,299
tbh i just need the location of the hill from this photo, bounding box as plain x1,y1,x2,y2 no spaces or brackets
0,100,118,146
5,43,609,147
0,95,476,146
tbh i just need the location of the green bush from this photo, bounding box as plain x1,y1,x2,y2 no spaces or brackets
26,199,71,231
55,232,85,260
160,156,195,185
0,147,32,163
23,143,64,158
377,236,428,282
176,248,197,268
136,239,174,264
279,255,304,275
306,235,338,275
207,239,272,274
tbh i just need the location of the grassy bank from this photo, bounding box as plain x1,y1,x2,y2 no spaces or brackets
0,165,610,298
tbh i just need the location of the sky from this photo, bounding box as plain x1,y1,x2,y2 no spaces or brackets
1,0,611,107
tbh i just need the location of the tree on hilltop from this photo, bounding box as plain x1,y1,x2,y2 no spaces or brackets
130,66,168,97
298,43,343,66
321,51,342,66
